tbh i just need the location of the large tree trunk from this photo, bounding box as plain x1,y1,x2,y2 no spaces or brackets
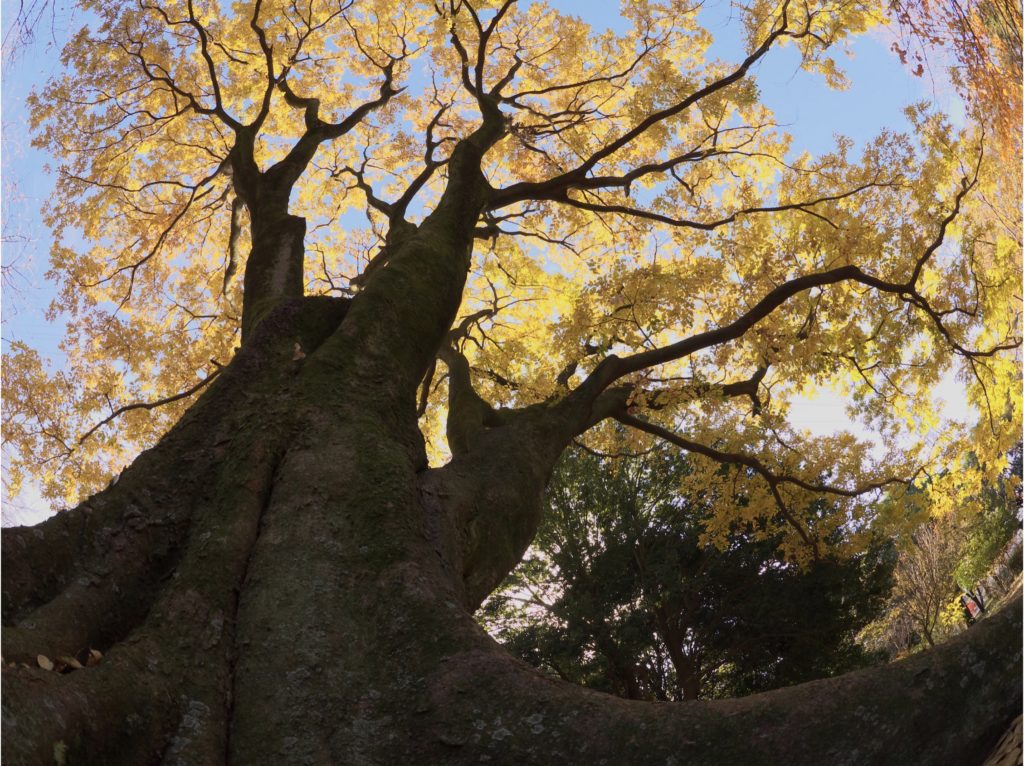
3,127,1020,763
2,291,1019,764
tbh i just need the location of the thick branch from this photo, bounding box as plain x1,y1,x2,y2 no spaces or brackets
248,0,277,130
439,344,503,455
487,1,801,208
426,590,1022,765
580,171,1006,398
268,59,401,191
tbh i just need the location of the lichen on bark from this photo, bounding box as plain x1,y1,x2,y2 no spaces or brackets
4,5,1020,760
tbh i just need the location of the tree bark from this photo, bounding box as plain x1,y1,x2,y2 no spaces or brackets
3,127,1020,763
2,295,1019,764
654,603,704,701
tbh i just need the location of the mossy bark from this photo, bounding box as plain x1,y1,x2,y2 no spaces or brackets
3,290,1019,765
3,129,1019,764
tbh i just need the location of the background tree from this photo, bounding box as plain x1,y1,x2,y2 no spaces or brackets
1,0,70,61
862,445,1022,656
955,443,1023,596
483,445,894,701
890,514,966,649
887,0,1023,326
888,0,1022,161
2,1,1021,763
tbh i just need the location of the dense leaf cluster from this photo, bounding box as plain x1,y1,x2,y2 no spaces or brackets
483,446,894,700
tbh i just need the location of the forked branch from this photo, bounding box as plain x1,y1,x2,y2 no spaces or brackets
580,168,1016,397
76,368,222,447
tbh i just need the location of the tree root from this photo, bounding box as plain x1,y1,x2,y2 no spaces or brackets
421,592,1023,765
2,637,178,766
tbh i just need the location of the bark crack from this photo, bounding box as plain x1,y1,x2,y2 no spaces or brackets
224,449,282,766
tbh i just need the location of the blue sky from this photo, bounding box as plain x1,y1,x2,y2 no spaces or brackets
0,0,968,524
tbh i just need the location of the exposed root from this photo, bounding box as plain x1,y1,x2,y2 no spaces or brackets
2,510,101,623
7,493,190,658
1,297,345,763
418,594,1023,765
2,637,178,766
1,437,284,764
2,407,224,625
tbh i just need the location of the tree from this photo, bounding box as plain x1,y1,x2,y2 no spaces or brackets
887,515,968,650
887,0,1023,305
483,446,894,701
2,1,1021,763
888,0,1022,162
1,0,69,61
862,446,1022,655
955,443,1023,595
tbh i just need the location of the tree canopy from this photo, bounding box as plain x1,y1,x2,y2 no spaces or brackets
3,0,1021,560
889,0,1022,162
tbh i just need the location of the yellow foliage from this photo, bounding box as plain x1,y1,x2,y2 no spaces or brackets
3,1,1020,564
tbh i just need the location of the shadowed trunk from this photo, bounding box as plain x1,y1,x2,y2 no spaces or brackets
3,288,1019,765
655,603,704,701
3,128,1020,764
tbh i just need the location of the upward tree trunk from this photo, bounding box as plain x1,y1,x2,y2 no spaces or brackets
2,290,1019,764
239,209,307,342
3,131,1020,763
654,603,704,701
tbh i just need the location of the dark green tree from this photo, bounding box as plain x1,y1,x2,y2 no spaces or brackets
483,448,894,701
